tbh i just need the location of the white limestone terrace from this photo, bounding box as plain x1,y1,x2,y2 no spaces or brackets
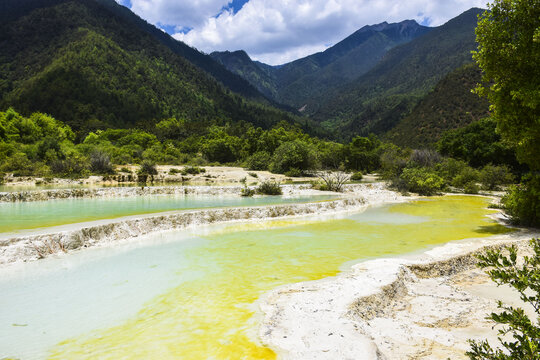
0,183,406,266
0,182,376,202
258,229,539,360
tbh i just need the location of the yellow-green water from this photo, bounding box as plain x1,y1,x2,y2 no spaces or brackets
0,196,511,359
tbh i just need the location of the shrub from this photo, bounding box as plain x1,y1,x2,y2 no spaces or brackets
379,144,409,179
0,152,35,176
256,180,282,195
269,140,318,174
479,164,515,190
436,158,469,182
452,167,480,189
408,149,442,168
240,187,255,197
316,171,350,192
50,156,89,178
463,181,480,194
400,167,445,196
467,239,540,360
90,150,114,174
284,168,302,177
169,168,181,175
246,151,272,171
350,171,363,181
247,172,258,178
139,160,157,175
501,174,540,227
120,167,131,173
181,166,205,175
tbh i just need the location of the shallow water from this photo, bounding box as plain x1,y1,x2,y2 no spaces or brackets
0,194,336,234
0,196,511,359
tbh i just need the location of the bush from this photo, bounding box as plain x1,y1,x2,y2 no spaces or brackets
350,171,363,181
240,186,255,197
247,172,258,178
316,171,351,192
400,167,445,196
463,181,480,194
181,166,205,175
0,152,35,176
269,140,318,174
256,180,282,195
479,164,515,190
50,156,89,178
380,144,409,179
436,158,469,182
452,167,480,189
90,150,114,174
120,167,131,173
467,239,540,360
284,168,302,177
246,151,272,171
501,174,540,227
408,149,442,168
139,161,157,175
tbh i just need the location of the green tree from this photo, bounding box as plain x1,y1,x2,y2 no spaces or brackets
269,140,318,174
467,239,540,360
473,1,540,170
474,1,540,226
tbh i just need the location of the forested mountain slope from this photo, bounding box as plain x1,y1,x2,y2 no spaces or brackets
385,64,490,148
212,20,430,110
312,8,484,140
0,0,297,135
211,50,279,100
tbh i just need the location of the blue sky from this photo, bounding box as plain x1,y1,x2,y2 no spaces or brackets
116,0,487,65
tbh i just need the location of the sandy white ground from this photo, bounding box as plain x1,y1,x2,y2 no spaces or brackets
258,229,539,360
1,165,380,190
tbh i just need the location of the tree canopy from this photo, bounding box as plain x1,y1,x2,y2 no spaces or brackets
473,0,540,170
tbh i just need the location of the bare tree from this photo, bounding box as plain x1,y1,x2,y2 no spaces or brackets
313,170,351,192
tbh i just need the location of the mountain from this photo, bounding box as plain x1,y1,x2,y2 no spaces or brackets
0,0,299,135
384,63,490,148
213,20,430,110
0,0,265,101
275,20,431,110
312,8,484,140
211,50,279,100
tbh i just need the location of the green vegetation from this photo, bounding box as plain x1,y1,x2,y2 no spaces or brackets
313,8,483,140
467,239,540,359
240,186,255,197
438,118,519,170
0,0,302,136
256,181,282,195
473,0,539,227
501,175,540,228
386,64,490,148
350,172,363,181
381,147,516,196
214,21,429,113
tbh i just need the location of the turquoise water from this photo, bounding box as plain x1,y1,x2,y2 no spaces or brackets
0,196,510,359
0,194,336,233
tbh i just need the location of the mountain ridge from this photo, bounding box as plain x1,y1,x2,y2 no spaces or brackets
0,0,301,135
212,19,431,110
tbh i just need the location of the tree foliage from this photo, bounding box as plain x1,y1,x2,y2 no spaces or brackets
467,239,540,360
473,0,540,170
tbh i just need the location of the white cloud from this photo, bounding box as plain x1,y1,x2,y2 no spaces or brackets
128,0,230,29
128,0,488,65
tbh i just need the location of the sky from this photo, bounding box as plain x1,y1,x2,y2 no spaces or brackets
116,0,488,65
